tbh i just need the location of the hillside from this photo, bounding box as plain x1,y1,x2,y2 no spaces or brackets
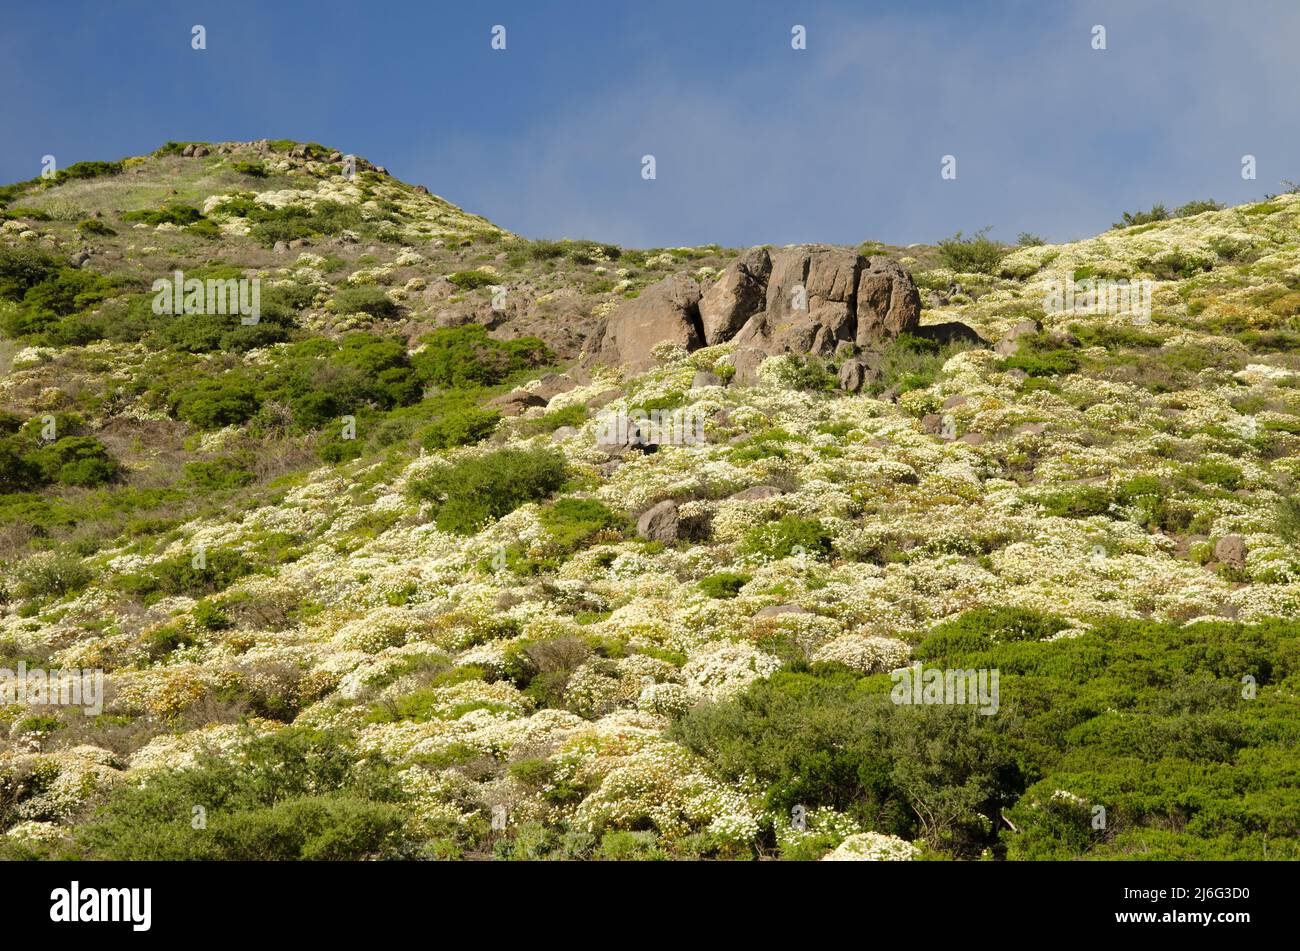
1,140,1299,861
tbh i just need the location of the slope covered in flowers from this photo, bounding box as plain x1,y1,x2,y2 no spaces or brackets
2,145,1299,860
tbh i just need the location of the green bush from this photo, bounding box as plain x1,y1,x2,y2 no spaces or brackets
537,497,624,552
421,407,500,450
119,547,253,599
331,285,399,319
699,571,750,599
408,447,567,534
246,201,363,247
411,325,552,389
184,456,256,490
75,728,408,860
76,217,116,236
446,270,497,290
740,515,834,561
937,228,1008,274
49,160,123,184
13,553,92,601
28,435,118,486
230,161,267,177
172,374,262,429
123,204,205,226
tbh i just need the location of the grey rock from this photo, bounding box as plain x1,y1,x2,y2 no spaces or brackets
692,370,724,389
1214,534,1246,567
838,353,882,393
699,246,771,344
597,273,704,371
637,499,679,543
487,390,547,417
728,485,782,501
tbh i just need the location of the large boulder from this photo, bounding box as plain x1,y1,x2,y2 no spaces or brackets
699,246,771,345
637,500,679,543
855,257,922,346
736,247,860,356
838,352,883,392
597,274,703,371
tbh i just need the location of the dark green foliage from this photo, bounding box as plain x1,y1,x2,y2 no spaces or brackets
28,436,118,486
678,611,1300,859
183,456,256,491
331,285,399,319
264,332,420,429
420,406,500,450
230,161,267,177
119,548,253,598
76,217,116,236
122,204,205,226
411,325,552,389
868,333,978,396
446,270,497,290
172,374,262,429
245,200,363,247
408,447,567,534
1001,332,1081,377
50,160,123,184
75,728,409,860
740,515,834,560
1277,496,1300,546
537,497,624,551
1114,199,1222,229
937,227,1008,274
699,571,750,599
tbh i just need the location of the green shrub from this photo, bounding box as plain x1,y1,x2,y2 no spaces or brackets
408,447,567,534
411,325,552,389
172,374,262,429
75,728,408,860
740,515,834,561
120,548,253,598
1277,496,1300,546
246,201,362,247
1190,460,1242,490
51,160,123,184
13,553,92,600
28,436,118,486
446,270,497,290
331,285,399,319
937,228,1008,274
699,571,750,599
421,407,500,450
537,497,624,551
123,204,205,226
184,457,256,490
230,161,267,177
76,217,116,236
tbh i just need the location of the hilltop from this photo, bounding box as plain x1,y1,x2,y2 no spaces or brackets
1,141,1299,861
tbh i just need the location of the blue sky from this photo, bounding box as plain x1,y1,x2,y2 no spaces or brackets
2,0,1297,247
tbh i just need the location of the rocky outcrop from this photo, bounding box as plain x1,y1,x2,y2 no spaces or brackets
734,246,862,356
587,245,923,373
699,246,770,344
854,257,923,346
595,274,704,371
